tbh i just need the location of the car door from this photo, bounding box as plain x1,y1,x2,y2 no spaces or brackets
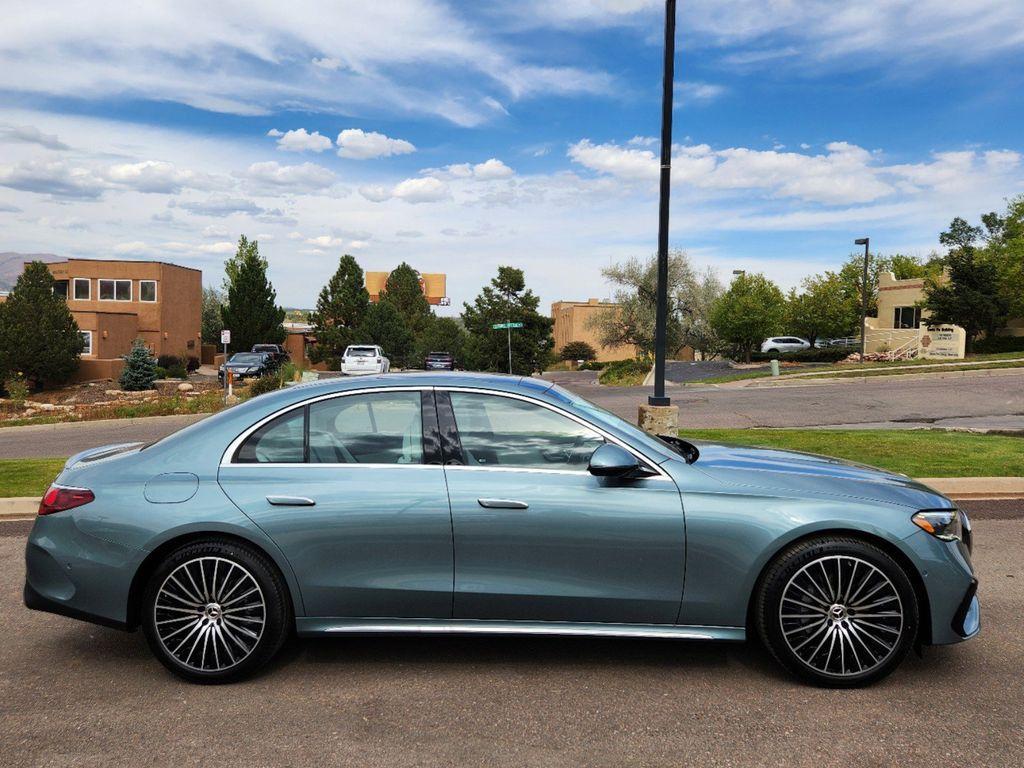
218,387,453,619
437,389,685,625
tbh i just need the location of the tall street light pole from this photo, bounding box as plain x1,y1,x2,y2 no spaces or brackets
854,237,870,362
649,0,676,408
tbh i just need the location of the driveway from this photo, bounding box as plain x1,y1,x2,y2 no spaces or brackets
2,502,1021,767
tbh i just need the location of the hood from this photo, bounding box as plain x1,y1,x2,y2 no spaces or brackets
689,440,953,510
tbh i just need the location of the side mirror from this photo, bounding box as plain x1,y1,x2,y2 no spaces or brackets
588,443,643,478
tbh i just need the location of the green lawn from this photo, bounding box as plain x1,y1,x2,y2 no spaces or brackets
0,458,67,497
681,429,1024,477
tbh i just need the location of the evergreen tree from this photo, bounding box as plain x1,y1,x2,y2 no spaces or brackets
379,262,433,342
0,260,83,389
359,301,413,364
308,254,369,367
461,266,554,374
200,286,225,345
220,236,285,352
709,273,786,362
415,316,469,365
559,341,597,362
119,338,158,391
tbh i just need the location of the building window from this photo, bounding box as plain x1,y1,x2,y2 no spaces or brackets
139,280,157,302
893,306,921,329
53,280,69,299
99,279,132,301
73,278,91,300
80,330,93,356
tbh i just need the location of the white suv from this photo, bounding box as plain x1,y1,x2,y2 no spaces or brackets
341,345,390,375
760,336,811,356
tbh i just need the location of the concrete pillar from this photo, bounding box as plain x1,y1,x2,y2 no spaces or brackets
638,403,679,435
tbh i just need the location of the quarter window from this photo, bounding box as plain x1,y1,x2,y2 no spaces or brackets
235,408,305,464
73,278,91,300
447,392,604,470
99,279,132,301
308,391,423,465
140,280,157,302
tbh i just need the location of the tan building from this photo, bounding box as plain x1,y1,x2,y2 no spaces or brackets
43,258,202,381
551,298,638,363
366,271,448,306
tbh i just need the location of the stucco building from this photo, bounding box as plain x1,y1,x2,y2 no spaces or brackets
44,258,202,380
551,298,638,363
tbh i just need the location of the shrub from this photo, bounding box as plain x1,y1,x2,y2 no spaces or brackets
598,358,651,386
559,340,598,362
120,339,158,391
579,361,608,371
973,335,1024,354
248,373,284,397
4,373,29,405
153,366,168,380
157,354,183,369
167,363,188,380
279,362,300,383
186,356,201,372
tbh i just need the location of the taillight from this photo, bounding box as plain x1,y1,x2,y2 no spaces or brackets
38,485,94,516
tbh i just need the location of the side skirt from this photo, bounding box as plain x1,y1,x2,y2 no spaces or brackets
296,618,746,642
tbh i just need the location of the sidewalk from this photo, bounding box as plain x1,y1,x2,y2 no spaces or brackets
2,477,1022,520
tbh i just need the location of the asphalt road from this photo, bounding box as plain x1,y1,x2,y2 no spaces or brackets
2,507,1021,767
1,369,1023,459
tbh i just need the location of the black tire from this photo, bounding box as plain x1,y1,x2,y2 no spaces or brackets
755,536,918,688
766,348,780,359
142,538,292,684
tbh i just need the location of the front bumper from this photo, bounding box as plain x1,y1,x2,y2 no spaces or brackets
951,578,981,639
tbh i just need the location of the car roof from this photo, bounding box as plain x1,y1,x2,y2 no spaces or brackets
287,370,537,396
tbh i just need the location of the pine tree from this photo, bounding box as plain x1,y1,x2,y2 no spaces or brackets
379,263,433,359
220,236,285,352
461,266,554,374
119,338,158,391
359,301,413,364
309,255,370,366
0,260,83,389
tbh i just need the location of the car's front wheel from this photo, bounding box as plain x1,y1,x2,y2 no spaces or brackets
142,539,291,684
755,536,918,687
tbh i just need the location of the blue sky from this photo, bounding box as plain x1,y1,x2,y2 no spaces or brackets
1,0,1023,310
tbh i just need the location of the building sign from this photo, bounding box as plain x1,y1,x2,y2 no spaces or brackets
919,324,965,359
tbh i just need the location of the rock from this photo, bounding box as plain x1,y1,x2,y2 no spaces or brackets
177,382,194,392
224,394,240,406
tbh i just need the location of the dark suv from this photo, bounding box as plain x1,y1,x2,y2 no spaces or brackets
251,344,289,366
424,351,455,371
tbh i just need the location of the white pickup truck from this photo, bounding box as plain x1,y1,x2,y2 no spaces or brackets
341,345,390,375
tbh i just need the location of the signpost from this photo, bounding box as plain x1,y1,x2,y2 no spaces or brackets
492,322,524,374
220,329,231,399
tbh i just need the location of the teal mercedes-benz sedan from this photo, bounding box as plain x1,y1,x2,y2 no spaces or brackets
25,373,979,686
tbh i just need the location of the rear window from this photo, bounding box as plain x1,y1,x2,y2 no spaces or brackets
346,347,377,357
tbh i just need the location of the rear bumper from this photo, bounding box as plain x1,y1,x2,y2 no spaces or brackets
24,580,129,631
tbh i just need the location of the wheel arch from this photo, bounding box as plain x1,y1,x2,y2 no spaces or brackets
744,527,933,645
125,530,299,630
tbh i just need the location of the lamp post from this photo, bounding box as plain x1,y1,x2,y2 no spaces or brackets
854,237,870,361
648,0,677,408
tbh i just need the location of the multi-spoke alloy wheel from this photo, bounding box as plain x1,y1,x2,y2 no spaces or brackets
154,557,266,673
756,538,918,687
142,540,290,683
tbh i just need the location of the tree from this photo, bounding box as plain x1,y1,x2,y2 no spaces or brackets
200,286,225,345
680,267,725,358
415,316,469,365
923,217,1009,353
978,195,1024,321
220,236,285,353
785,272,857,347
308,254,370,367
559,340,597,362
835,252,938,333
119,338,158,391
709,273,786,362
379,263,433,332
0,260,83,389
358,300,413,364
461,266,554,375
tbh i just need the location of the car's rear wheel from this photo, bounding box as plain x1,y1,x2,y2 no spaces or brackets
766,348,780,359
755,536,918,687
142,539,291,684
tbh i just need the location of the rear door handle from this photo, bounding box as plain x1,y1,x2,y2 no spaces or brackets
477,498,529,510
266,495,316,507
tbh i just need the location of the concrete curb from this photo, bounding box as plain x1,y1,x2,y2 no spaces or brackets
2,477,1022,520
735,366,1024,389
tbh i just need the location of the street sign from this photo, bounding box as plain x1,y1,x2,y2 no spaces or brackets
491,322,524,330
220,329,231,345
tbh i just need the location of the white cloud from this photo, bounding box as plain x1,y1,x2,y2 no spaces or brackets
360,176,450,204
0,159,107,199
270,128,333,153
568,139,659,182
178,195,263,217
336,129,415,160
0,123,69,150
358,184,392,203
104,160,209,194
244,161,335,191
305,235,344,247
430,158,515,181
114,241,149,254
675,81,727,103
202,224,230,238
311,56,343,71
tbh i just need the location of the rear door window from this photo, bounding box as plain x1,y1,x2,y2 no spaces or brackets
308,391,423,464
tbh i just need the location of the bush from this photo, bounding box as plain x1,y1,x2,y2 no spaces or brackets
157,354,183,369
559,340,598,362
279,362,300,383
120,339,158,391
973,335,1024,354
749,347,852,363
598,358,651,386
153,366,168,379
167,363,188,380
186,356,201,372
248,373,284,397
4,373,29,405
578,361,608,371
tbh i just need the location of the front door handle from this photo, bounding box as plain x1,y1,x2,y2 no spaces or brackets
266,495,316,507
477,498,529,510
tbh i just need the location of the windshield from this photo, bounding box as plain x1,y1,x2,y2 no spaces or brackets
427,352,450,358
229,353,263,364
346,347,376,357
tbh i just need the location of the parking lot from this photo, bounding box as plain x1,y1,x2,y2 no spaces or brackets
3,505,1022,767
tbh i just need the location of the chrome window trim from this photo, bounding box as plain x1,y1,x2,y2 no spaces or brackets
219,383,670,481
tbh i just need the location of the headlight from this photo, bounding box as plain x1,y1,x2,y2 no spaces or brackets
912,509,963,541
